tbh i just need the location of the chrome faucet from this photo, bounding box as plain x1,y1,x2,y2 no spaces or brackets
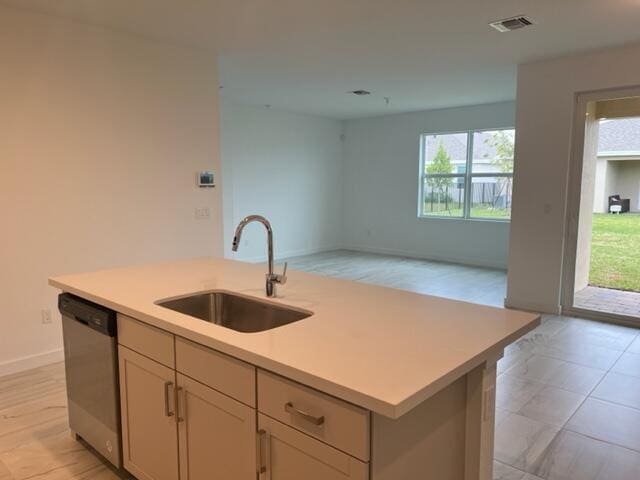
231,215,287,297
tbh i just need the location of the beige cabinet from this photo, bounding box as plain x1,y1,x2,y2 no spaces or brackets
117,314,497,480
177,374,256,480
118,346,179,480
118,315,258,480
258,414,369,480
257,370,369,461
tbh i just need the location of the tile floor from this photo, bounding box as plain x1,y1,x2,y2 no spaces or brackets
575,285,640,318
2,314,639,480
0,363,128,479
495,315,640,480
2,252,640,479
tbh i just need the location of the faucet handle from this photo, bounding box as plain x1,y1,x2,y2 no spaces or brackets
280,262,288,284
273,262,288,285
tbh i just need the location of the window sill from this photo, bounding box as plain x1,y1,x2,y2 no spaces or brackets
417,215,511,224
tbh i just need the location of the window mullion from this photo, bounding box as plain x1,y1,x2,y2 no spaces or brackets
463,131,474,218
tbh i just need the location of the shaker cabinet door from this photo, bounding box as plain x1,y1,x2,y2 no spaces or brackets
119,346,179,480
177,373,256,480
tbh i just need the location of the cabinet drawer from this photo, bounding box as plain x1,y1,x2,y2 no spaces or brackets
176,337,256,407
258,414,368,480
257,370,370,461
118,314,174,368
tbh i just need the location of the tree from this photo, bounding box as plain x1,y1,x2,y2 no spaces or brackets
483,131,515,209
426,141,454,210
484,130,514,173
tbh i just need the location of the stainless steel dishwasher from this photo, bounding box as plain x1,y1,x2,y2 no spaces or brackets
59,293,122,468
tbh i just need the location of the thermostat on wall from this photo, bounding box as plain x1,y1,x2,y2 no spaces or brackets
197,171,215,188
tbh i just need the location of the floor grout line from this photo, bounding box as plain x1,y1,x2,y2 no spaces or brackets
495,312,640,479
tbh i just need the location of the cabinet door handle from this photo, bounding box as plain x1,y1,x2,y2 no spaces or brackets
175,386,185,423
284,402,325,426
256,429,269,475
164,381,174,417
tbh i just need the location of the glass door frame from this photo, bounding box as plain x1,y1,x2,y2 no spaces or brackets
560,85,640,327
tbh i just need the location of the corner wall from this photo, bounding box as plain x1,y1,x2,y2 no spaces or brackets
341,102,515,268
220,101,344,261
0,7,223,375
507,42,640,313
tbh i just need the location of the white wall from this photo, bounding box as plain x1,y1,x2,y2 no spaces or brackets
593,158,640,213
574,103,599,292
507,43,640,313
220,101,344,261
341,102,515,268
0,7,223,375
614,160,640,212
593,158,609,213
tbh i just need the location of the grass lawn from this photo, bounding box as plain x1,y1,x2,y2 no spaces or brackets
590,213,640,292
422,203,510,219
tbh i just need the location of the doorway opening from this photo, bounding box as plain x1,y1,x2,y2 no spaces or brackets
564,91,640,323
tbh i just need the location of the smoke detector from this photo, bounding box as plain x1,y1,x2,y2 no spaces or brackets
350,90,371,96
490,15,534,32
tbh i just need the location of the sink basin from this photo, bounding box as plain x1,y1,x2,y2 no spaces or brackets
156,291,312,333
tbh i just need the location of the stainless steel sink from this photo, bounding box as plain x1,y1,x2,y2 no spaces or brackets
156,291,312,333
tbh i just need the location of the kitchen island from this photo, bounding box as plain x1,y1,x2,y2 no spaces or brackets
50,257,539,480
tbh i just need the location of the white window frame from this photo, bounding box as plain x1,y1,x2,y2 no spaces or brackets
417,128,514,222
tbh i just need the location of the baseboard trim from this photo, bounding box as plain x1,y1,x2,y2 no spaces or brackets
0,348,64,378
504,297,560,315
230,246,343,264
344,245,507,270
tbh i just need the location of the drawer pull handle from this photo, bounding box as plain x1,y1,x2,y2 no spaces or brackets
257,429,269,475
175,386,185,423
284,402,325,426
164,381,174,417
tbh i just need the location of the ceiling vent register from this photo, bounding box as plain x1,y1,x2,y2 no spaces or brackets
490,15,534,33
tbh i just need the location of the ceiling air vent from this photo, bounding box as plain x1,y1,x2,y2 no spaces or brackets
490,15,534,33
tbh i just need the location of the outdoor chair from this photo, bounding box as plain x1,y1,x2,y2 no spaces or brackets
608,194,630,213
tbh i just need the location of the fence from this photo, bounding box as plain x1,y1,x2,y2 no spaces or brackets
424,180,512,212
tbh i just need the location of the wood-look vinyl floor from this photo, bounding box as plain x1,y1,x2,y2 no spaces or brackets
0,363,126,480
285,250,507,307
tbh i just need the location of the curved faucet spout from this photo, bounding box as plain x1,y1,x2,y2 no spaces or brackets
231,215,286,297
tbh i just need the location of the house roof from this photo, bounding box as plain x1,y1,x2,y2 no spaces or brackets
424,119,640,163
425,130,514,164
598,118,640,155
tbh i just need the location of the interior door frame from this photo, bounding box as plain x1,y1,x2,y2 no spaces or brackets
560,84,640,327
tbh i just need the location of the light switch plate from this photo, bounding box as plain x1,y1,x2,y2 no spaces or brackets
194,207,211,219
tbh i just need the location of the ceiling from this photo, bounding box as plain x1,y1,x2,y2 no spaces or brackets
3,0,640,119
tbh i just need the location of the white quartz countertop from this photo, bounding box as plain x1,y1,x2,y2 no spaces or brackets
49,257,539,418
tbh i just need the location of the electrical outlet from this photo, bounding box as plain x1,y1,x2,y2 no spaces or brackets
194,207,211,219
41,309,52,324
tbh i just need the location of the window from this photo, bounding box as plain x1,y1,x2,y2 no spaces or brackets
419,128,514,220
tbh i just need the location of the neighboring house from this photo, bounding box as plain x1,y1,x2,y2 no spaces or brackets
594,117,640,212
425,131,508,176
